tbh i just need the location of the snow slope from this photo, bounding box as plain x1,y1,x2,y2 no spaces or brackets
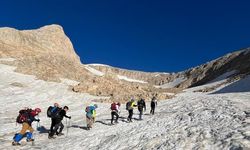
0,63,250,150
209,70,237,83
214,75,250,93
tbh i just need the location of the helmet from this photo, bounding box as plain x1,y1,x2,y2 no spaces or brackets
94,104,98,108
35,108,41,113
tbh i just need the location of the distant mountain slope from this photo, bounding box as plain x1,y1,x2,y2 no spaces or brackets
0,24,249,102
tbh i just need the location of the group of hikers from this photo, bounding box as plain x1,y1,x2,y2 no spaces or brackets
11,96,157,146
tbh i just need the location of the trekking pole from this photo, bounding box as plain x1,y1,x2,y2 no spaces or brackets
68,119,71,137
32,123,37,146
66,118,69,137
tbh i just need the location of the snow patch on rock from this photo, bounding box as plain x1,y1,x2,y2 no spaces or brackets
117,75,148,83
84,65,105,76
60,78,80,86
209,70,237,83
87,64,111,67
0,58,16,62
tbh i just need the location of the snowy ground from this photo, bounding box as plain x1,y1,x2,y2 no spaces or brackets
0,63,250,150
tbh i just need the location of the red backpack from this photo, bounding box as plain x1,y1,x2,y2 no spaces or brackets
111,103,117,110
16,109,32,124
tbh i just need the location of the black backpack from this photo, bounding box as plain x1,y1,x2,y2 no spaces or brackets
126,101,132,110
138,100,144,107
47,106,61,119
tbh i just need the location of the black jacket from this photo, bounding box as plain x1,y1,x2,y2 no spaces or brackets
55,109,70,123
137,99,146,111
151,100,157,108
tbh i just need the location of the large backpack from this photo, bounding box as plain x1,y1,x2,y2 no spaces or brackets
47,106,61,119
16,109,32,124
126,101,132,110
111,103,117,111
86,106,96,118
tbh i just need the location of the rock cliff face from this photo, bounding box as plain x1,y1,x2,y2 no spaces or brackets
0,25,80,63
0,25,89,81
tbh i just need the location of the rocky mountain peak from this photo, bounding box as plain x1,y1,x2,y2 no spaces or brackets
37,24,64,33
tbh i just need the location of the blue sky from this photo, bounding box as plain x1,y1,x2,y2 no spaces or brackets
1,0,250,72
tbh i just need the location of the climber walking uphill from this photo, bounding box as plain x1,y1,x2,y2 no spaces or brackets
126,99,137,122
85,104,98,130
47,103,61,136
137,98,146,120
110,102,121,125
150,97,157,115
12,107,41,146
48,106,71,139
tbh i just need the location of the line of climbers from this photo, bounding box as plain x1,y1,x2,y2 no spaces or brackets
11,97,157,146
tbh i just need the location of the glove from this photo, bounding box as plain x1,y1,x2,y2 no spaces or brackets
37,119,40,122
69,116,71,119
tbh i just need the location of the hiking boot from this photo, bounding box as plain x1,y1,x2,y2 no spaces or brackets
57,133,64,136
26,139,34,142
12,141,21,146
48,135,56,139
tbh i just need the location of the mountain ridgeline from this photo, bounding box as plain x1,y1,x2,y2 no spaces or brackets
0,25,249,102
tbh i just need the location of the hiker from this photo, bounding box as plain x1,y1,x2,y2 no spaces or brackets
150,97,157,115
126,99,137,122
110,102,121,125
47,103,60,136
48,106,71,139
85,104,98,130
137,98,146,120
12,108,41,146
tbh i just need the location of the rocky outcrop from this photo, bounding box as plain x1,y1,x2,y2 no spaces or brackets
0,25,91,82
177,48,250,88
88,64,173,85
90,48,250,90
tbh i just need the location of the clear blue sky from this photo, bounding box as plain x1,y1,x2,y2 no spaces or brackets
1,0,250,72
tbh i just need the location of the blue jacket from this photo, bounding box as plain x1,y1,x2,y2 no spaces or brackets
86,106,96,118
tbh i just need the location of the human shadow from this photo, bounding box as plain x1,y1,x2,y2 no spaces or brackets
71,125,89,130
133,118,143,121
95,120,112,126
37,126,49,134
